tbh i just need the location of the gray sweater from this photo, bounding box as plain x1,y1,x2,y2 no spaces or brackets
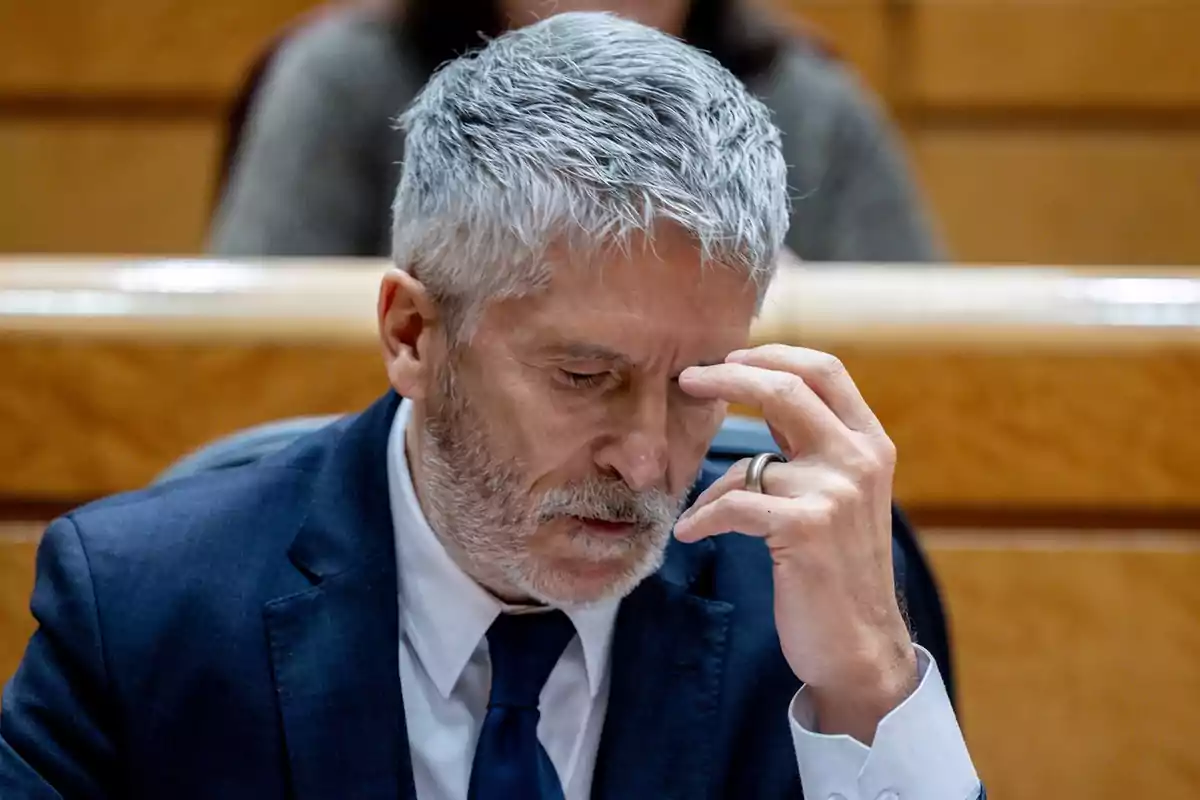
210,9,942,262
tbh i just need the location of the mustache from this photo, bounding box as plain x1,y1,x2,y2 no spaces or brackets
537,478,683,529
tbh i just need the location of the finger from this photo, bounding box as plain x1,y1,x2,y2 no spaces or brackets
678,362,848,457
674,490,833,543
683,458,752,518
682,458,839,521
727,345,880,434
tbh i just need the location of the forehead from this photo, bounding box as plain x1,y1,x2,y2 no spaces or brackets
484,229,759,359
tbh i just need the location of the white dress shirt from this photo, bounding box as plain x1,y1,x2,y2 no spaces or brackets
387,401,979,800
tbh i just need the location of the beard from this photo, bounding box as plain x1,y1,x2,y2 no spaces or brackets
416,359,684,606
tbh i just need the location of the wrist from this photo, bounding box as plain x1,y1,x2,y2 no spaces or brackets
808,640,918,745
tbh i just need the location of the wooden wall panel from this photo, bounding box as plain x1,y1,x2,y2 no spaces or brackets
0,0,892,100
905,1,1200,111
910,130,1200,265
0,0,324,98
845,347,1200,511
927,531,1200,799
0,526,39,687
11,0,1193,111
3,335,1197,511
0,340,389,499
0,118,220,253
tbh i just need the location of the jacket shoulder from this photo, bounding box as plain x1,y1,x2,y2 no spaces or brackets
61,421,350,611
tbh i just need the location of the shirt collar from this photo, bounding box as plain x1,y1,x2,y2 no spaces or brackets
387,399,620,700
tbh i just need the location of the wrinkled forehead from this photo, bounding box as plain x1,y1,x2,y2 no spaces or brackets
481,232,759,364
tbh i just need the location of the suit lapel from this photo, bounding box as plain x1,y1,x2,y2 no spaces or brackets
264,567,413,800
263,392,417,800
590,536,734,800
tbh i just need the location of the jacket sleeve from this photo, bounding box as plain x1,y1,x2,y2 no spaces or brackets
0,518,118,799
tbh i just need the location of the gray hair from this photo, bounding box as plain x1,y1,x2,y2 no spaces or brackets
392,11,789,338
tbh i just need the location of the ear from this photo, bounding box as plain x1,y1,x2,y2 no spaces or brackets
378,267,442,399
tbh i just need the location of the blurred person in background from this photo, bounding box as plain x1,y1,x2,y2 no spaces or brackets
210,0,942,262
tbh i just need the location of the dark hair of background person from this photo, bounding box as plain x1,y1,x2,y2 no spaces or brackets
394,0,792,83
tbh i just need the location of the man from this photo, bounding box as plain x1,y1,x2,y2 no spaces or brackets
0,12,983,800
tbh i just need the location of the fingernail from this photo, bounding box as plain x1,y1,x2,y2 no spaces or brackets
726,349,748,362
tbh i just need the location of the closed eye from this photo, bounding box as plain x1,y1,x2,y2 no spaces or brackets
559,370,614,389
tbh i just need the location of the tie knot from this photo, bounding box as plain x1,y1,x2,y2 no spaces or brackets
485,610,576,710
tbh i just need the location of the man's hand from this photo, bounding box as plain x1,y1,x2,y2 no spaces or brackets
675,344,917,744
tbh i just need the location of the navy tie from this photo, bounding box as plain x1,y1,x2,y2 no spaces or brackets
468,610,577,800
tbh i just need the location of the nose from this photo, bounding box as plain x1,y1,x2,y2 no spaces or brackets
595,386,670,493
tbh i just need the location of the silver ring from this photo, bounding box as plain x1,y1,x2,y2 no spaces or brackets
745,452,787,494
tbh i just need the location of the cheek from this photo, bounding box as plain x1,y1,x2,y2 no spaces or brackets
502,380,609,477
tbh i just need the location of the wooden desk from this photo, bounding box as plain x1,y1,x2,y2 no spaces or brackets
2,258,1197,514
2,259,1199,798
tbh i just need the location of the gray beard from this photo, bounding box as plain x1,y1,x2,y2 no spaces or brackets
414,361,682,606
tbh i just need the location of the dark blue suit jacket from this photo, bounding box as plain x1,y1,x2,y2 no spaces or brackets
0,392,976,799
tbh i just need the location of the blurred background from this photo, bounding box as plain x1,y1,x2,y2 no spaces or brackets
3,0,1199,262
1,1,1198,798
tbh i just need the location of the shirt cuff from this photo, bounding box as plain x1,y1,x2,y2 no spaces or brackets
788,644,979,800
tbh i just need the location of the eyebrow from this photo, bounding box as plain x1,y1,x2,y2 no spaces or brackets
542,342,723,372
543,342,634,365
